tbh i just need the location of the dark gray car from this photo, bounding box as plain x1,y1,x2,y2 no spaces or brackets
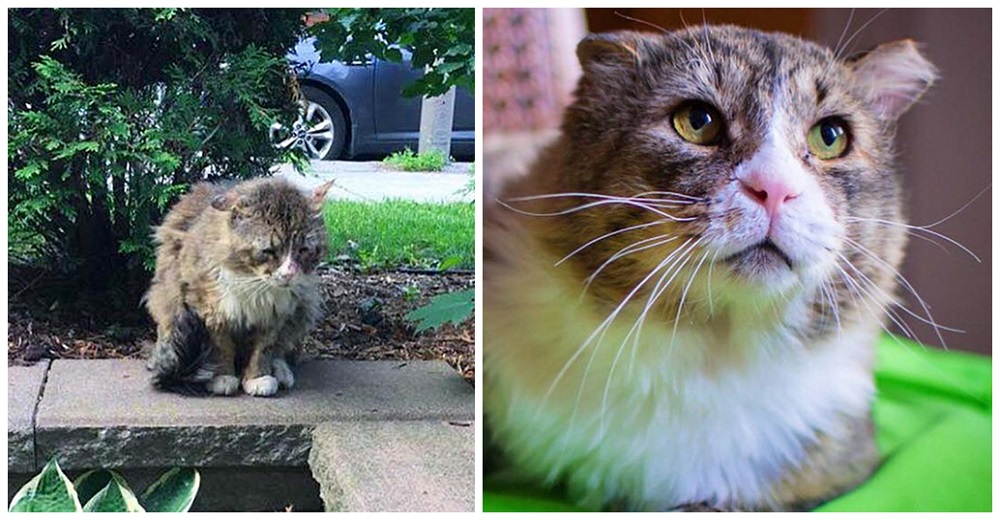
273,38,474,160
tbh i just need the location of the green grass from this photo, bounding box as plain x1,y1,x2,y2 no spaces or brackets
382,148,448,172
323,199,473,271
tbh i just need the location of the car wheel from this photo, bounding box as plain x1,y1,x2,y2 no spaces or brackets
271,85,347,160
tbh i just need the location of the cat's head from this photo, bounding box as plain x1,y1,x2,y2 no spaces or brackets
211,178,333,287
544,25,936,312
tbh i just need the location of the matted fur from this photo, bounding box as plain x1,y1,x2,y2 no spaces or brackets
146,177,332,396
484,25,936,511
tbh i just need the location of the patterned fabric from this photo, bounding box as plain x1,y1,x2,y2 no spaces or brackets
484,9,566,134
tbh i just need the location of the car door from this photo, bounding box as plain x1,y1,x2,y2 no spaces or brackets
372,57,423,143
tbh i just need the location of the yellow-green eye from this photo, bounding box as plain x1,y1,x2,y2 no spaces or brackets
807,118,849,159
672,101,723,145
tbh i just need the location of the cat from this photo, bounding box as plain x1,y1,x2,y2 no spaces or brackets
484,25,937,511
145,177,333,397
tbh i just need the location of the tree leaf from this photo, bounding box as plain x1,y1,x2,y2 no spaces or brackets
406,288,474,332
140,467,200,512
8,459,82,512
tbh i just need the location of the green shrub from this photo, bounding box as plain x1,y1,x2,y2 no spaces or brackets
383,148,449,172
8,8,307,296
9,459,199,512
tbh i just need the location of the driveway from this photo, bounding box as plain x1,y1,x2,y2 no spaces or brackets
274,160,474,204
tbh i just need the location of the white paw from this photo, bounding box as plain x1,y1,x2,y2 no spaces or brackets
272,358,296,389
208,375,240,396
242,375,279,397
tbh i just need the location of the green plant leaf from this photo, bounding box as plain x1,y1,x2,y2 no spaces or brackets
438,255,464,272
406,288,474,332
8,459,82,512
82,475,145,512
72,469,116,506
140,468,200,512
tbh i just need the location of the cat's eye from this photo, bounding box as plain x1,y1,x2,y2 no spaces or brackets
807,118,850,159
672,101,723,145
259,248,276,258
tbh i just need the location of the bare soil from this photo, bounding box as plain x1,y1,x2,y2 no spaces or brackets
7,265,475,383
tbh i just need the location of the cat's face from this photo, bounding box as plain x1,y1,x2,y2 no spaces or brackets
214,179,331,287
545,26,935,313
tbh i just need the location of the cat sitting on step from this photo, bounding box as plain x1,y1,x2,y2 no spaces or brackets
145,177,333,397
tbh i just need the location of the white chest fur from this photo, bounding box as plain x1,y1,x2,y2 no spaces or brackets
485,248,877,510
216,269,318,330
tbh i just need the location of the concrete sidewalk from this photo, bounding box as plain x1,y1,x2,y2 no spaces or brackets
274,160,474,204
9,359,474,512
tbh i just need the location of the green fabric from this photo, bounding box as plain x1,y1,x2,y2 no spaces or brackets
484,335,992,512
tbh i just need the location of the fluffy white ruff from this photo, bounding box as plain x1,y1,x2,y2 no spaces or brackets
216,269,318,328
485,236,877,511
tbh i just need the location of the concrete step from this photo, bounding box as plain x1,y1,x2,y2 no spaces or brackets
8,359,473,511
309,420,475,512
8,361,49,473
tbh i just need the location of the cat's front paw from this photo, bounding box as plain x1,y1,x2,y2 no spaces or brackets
208,375,240,396
272,358,295,389
243,375,279,397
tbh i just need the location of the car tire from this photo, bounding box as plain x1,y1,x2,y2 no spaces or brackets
299,85,348,160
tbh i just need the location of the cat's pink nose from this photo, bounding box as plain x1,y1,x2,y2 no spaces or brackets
277,258,299,282
739,171,801,218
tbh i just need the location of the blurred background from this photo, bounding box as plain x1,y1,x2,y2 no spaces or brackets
483,8,991,355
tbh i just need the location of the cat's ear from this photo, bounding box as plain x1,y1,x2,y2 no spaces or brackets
848,39,938,121
577,31,645,74
310,180,334,212
210,191,239,212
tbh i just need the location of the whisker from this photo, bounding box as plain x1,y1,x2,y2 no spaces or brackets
601,238,702,436
911,184,991,229
499,197,696,222
832,8,857,61
846,216,981,263
556,219,670,266
547,239,696,463
837,8,891,60
583,235,680,292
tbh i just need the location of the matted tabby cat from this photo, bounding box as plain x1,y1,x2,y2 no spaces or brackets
146,177,333,397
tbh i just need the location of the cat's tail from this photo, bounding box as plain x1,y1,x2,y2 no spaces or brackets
148,306,215,396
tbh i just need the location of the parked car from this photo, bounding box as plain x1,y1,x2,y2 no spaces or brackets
272,38,474,160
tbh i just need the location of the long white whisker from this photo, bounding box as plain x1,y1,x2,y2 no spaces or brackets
539,237,694,418
583,235,680,292
838,8,891,59
846,216,981,263
602,238,702,435
550,238,696,464
913,184,991,229
499,197,696,222
556,219,670,266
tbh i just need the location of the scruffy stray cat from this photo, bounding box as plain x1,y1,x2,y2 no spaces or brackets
484,26,937,511
146,177,333,397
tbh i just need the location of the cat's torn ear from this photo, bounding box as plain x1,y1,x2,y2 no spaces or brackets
577,31,645,74
848,39,938,121
211,191,239,212
311,180,334,212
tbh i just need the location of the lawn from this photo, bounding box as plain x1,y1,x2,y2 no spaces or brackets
322,199,474,271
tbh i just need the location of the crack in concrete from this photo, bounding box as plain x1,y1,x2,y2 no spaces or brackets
30,359,52,472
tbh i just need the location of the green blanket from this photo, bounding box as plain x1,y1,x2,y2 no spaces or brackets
485,335,992,512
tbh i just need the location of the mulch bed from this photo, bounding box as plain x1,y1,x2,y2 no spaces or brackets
7,265,475,383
